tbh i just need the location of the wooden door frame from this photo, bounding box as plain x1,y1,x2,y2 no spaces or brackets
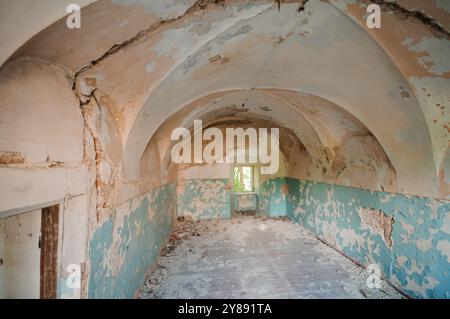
40,204,59,299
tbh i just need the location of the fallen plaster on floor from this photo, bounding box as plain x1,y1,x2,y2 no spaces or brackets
139,215,403,299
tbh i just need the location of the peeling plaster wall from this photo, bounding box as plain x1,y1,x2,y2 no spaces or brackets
331,0,450,198
0,59,92,299
286,178,450,299
177,179,232,220
172,123,289,220
88,183,176,298
259,177,288,217
0,0,449,299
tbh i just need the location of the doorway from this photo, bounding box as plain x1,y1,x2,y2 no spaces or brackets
0,204,59,299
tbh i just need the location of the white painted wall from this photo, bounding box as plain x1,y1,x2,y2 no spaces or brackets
0,210,41,299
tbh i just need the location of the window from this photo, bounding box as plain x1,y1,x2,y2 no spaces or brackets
234,166,253,192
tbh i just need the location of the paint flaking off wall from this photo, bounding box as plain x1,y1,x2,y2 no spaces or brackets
359,207,394,247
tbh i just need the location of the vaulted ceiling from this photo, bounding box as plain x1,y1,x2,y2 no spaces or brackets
1,0,449,199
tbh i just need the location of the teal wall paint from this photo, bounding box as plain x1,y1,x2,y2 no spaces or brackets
285,178,450,299
86,176,449,299
177,179,231,220
88,183,176,299
259,177,287,217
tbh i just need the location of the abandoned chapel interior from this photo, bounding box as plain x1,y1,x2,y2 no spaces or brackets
0,0,449,300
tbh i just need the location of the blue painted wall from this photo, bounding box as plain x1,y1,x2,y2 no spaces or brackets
285,178,450,299
177,179,231,220
86,175,449,299
88,183,176,299
259,177,288,217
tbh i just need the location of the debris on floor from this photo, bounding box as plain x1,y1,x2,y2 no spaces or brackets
140,215,403,299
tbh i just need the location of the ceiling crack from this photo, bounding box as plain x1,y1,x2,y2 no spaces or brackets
72,0,227,80
366,0,450,38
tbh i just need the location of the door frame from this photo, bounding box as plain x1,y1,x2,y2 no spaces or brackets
40,204,60,299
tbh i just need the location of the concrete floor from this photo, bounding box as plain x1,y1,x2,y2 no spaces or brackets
140,215,403,299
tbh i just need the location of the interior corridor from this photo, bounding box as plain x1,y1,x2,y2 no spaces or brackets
0,0,449,300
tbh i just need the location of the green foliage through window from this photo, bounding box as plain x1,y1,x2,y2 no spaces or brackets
234,166,253,192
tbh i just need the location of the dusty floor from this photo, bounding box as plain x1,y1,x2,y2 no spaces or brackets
140,215,403,299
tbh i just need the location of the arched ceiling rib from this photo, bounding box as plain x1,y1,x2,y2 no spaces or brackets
149,90,397,194
174,90,329,162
